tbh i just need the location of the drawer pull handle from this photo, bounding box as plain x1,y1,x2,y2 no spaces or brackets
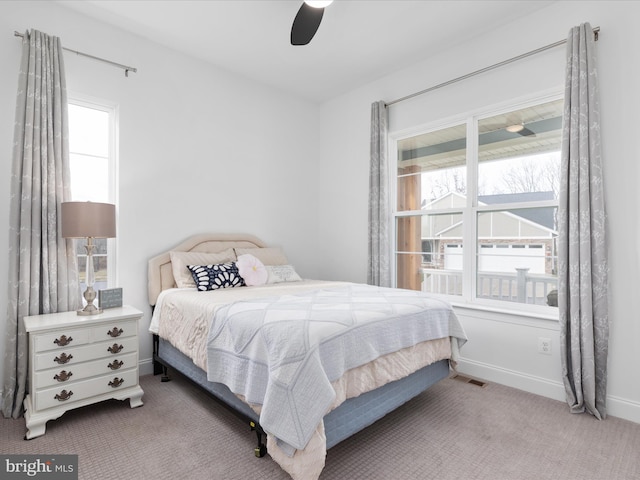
54,390,73,401
54,353,73,365
108,377,124,388
108,360,124,370
108,343,124,354
107,327,124,338
54,370,73,382
54,335,73,346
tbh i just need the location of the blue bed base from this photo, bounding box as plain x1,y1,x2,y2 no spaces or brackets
154,336,450,451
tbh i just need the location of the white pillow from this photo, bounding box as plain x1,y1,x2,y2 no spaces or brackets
170,249,236,288
236,254,268,286
266,265,302,284
234,247,288,266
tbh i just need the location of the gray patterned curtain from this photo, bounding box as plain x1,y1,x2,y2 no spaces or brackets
1,30,81,419
558,22,608,420
368,101,391,287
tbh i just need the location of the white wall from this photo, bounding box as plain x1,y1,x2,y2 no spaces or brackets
318,1,640,423
0,1,321,374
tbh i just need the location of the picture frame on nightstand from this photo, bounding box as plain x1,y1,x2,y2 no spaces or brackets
98,287,123,309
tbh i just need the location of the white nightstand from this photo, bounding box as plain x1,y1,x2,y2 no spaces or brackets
23,305,145,439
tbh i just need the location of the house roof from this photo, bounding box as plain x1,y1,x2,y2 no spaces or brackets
478,192,555,229
423,191,557,238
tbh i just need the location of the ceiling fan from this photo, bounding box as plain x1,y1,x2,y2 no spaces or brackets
291,1,334,46
505,123,536,137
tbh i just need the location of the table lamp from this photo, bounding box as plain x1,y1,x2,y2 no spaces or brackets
61,201,116,315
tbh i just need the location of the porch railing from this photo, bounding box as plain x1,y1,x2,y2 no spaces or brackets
419,267,557,306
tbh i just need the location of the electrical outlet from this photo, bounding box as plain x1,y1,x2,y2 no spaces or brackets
538,337,552,355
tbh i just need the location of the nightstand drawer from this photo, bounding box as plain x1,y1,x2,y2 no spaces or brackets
34,369,139,411
32,319,138,354
34,337,139,371
34,351,138,388
34,328,91,353
91,320,137,342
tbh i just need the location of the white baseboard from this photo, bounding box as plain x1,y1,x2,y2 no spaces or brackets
139,357,154,376
456,357,640,424
607,394,640,424
456,357,566,401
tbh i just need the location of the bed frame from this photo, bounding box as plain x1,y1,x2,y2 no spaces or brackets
148,233,451,458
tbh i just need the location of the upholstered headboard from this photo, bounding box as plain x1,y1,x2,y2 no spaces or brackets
147,233,266,306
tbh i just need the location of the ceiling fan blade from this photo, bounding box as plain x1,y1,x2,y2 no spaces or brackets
291,2,325,46
517,127,536,137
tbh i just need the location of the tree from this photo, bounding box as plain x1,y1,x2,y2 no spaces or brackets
484,153,559,197
427,166,467,201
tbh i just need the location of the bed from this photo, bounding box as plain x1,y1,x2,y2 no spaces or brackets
147,233,466,480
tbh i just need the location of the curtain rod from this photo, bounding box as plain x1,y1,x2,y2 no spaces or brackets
14,31,137,77
386,26,600,107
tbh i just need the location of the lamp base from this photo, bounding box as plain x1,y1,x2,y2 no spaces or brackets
78,285,102,316
77,304,103,316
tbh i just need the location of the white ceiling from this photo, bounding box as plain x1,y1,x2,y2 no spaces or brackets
57,0,556,103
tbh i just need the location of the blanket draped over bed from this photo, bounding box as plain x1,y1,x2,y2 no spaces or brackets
205,284,467,455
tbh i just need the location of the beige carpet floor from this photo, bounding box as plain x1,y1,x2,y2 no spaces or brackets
2,372,639,480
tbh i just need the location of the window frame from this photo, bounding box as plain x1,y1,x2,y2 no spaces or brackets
67,94,119,289
389,91,562,319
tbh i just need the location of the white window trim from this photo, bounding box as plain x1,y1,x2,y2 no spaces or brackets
68,93,119,288
388,89,563,321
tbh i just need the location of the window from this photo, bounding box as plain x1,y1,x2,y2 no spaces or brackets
68,98,117,294
393,96,562,312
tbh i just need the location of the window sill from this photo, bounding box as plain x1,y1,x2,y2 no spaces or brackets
449,299,560,326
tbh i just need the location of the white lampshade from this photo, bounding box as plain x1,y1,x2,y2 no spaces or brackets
61,202,116,239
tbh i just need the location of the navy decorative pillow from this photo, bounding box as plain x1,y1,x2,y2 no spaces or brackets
187,263,246,291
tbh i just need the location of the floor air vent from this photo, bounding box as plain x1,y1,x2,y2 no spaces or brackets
450,374,487,388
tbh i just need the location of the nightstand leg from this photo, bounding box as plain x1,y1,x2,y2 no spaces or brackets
23,394,51,440
128,386,144,408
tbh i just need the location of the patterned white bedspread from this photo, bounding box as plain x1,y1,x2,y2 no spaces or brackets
205,283,467,454
149,280,348,369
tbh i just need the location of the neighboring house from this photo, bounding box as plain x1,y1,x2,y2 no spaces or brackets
421,191,557,303
422,191,556,273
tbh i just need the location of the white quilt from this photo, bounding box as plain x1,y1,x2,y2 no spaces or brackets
149,280,348,369
205,284,466,455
